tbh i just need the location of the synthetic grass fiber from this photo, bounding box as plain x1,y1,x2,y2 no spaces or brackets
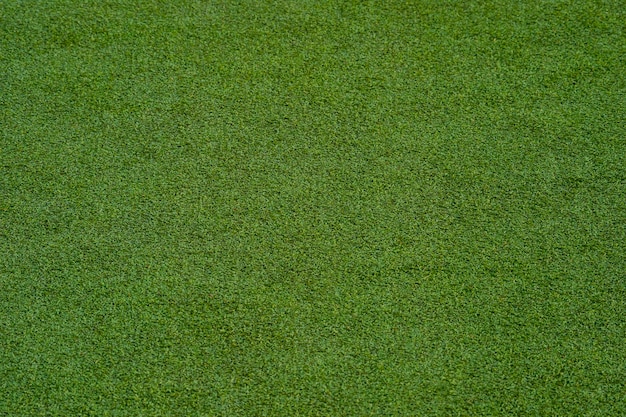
1,0,625,415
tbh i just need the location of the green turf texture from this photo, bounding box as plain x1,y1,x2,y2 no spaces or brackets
1,0,625,415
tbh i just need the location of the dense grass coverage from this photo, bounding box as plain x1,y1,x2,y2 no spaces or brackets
1,0,625,415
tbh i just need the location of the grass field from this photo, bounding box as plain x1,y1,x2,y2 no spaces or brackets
1,0,625,415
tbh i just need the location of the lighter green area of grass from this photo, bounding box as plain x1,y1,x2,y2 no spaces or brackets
1,0,625,415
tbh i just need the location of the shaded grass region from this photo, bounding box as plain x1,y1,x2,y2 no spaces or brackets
1,0,625,415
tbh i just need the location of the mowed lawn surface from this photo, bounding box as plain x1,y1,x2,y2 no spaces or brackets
1,0,625,415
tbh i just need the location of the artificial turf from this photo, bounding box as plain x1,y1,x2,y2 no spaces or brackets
1,0,625,415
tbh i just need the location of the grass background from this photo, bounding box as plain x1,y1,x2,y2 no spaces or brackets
1,0,625,415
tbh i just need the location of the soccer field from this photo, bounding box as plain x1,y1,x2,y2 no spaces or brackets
1,0,625,415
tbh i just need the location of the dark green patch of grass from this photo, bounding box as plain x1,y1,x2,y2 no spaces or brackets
1,0,625,415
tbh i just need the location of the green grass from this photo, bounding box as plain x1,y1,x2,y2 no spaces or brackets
1,0,625,415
